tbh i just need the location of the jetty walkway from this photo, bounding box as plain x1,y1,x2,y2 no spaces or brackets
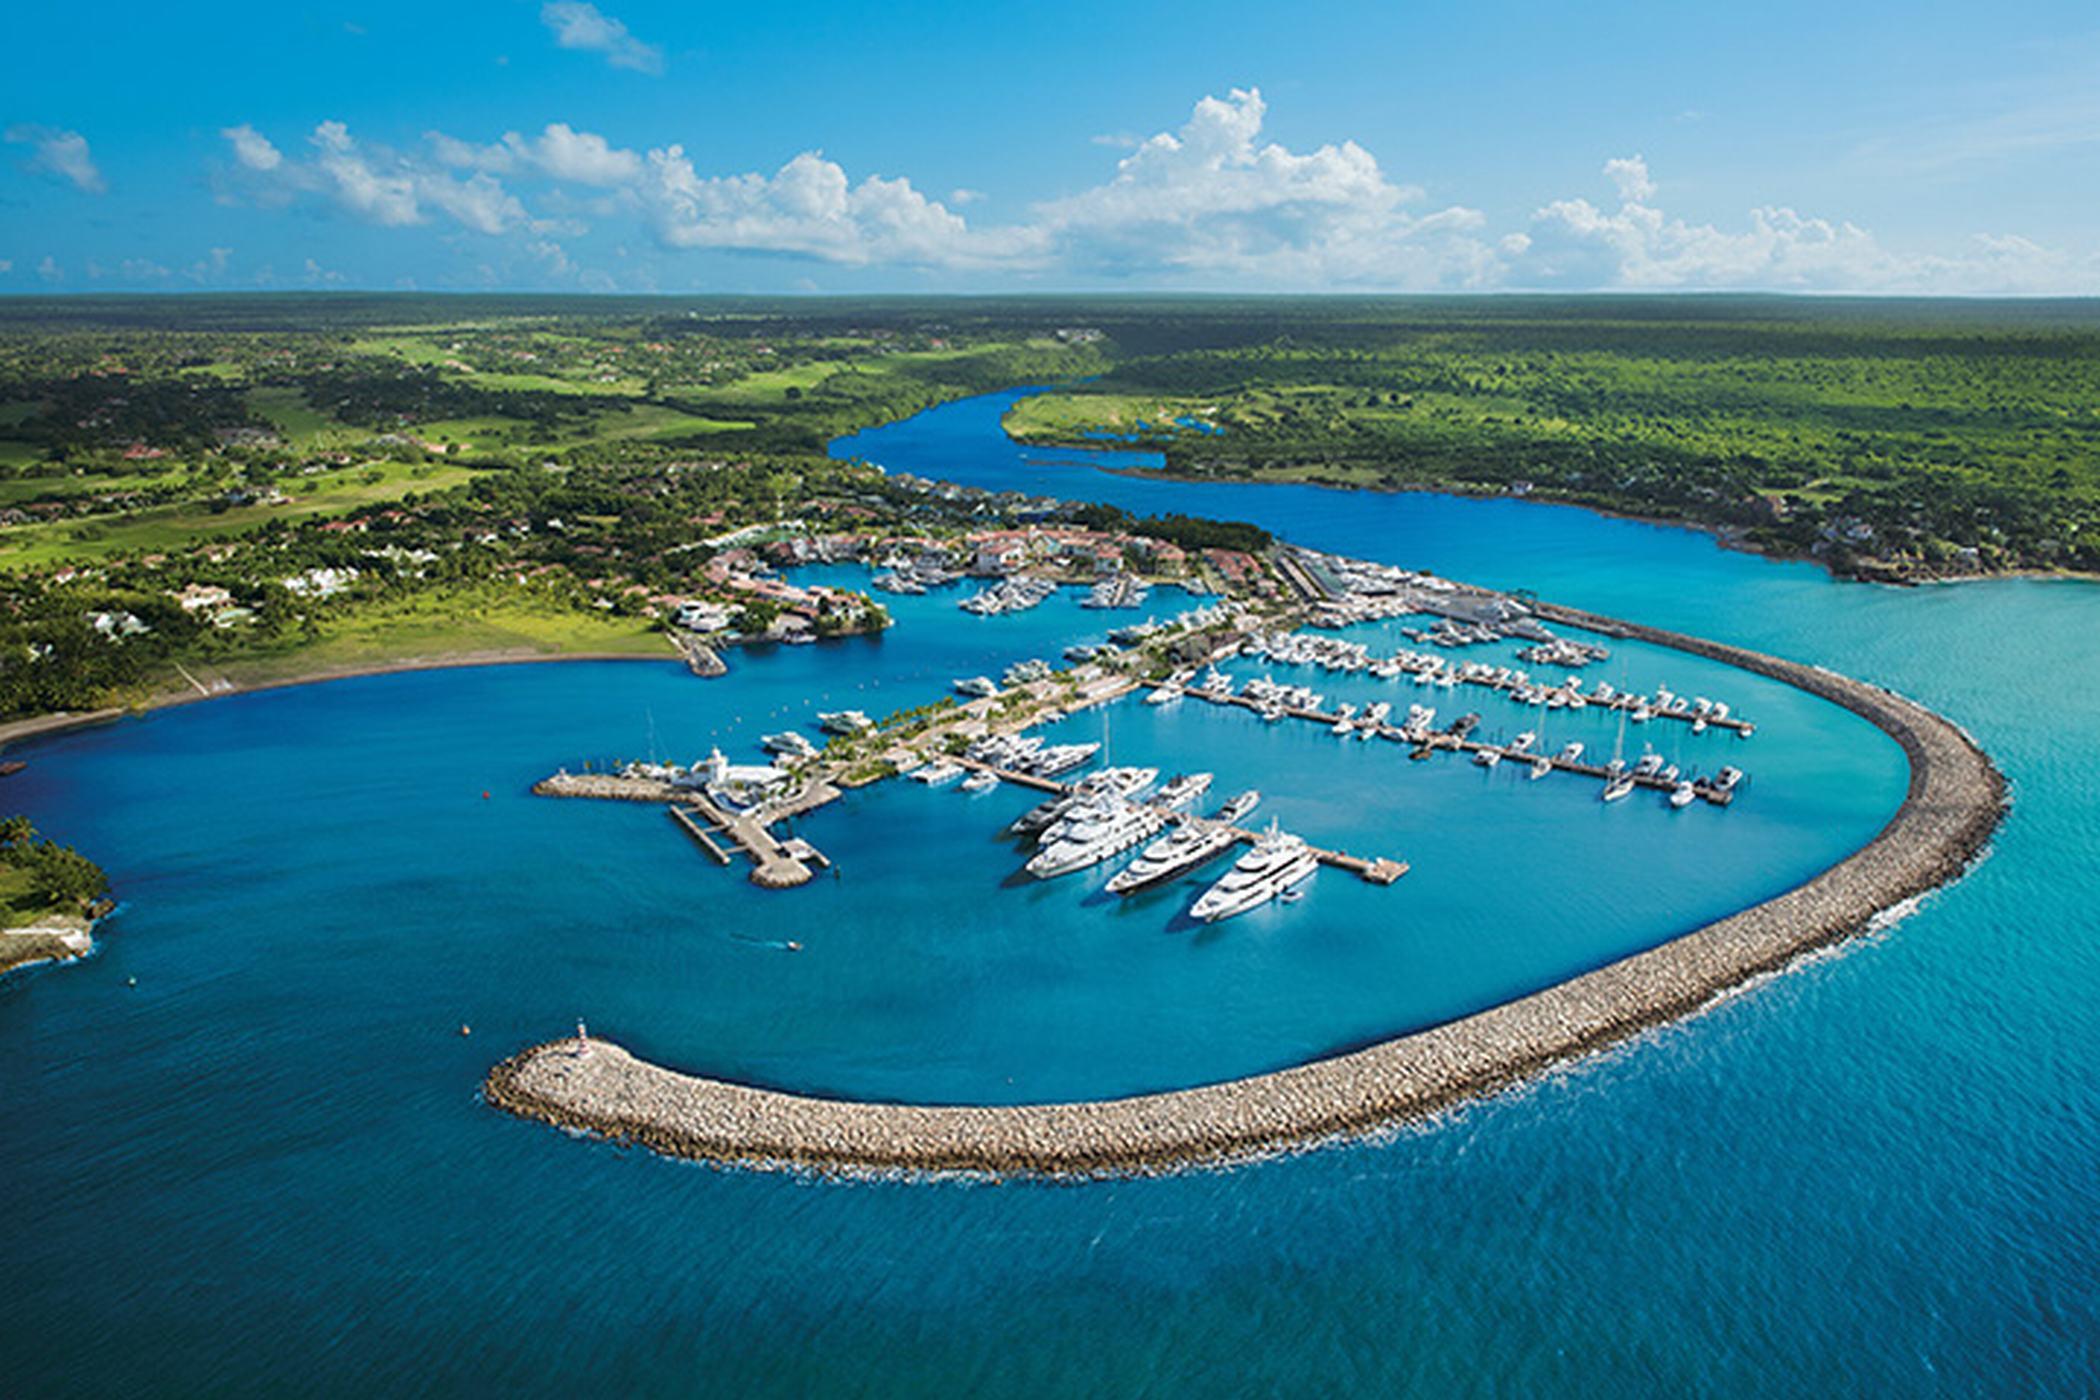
535,771,837,888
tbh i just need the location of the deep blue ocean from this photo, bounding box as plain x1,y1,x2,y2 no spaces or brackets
2,388,2093,1394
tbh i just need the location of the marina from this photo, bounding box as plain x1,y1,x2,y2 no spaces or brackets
485,595,2004,1176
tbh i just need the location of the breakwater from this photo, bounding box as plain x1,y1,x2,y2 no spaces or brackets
484,603,2007,1179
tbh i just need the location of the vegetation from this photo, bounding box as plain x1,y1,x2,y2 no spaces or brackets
995,297,2100,581
0,816,107,918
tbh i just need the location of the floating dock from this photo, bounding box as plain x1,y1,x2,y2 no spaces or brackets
1182,688,1739,804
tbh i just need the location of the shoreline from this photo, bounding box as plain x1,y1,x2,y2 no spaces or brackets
483,599,2008,1181
1003,422,2095,588
0,644,684,753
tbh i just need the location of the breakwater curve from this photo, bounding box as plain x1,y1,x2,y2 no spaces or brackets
483,604,2008,1179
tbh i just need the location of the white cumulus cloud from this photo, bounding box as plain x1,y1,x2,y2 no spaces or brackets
1521,155,2099,293
540,2,663,75
428,123,642,186
5,125,106,194
219,121,525,236
1028,87,1497,286
222,123,283,172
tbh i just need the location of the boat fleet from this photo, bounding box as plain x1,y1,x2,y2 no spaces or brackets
1008,773,1311,920
1203,630,1748,736
959,576,1056,616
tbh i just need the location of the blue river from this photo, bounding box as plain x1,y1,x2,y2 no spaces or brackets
2,388,2094,1393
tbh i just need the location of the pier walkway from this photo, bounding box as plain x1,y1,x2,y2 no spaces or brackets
954,757,1410,883
1181,688,1739,805
536,770,836,888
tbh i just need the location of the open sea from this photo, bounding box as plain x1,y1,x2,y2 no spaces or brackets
2,388,2093,1394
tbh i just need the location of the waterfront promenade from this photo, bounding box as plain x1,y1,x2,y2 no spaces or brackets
485,603,2008,1178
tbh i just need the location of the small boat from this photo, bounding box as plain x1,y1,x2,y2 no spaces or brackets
953,676,999,698
1602,775,1636,802
1529,757,1552,780
1669,782,1697,808
1473,748,1501,769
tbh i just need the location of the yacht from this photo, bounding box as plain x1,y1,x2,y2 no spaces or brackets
1530,757,1553,780
1026,802,1166,878
960,769,1000,794
760,731,819,760
1558,740,1585,762
1214,789,1261,824
1030,741,1102,776
953,675,999,699
1106,821,1242,895
912,761,964,786
1190,827,1320,923
1716,765,1744,791
1152,772,1214,811
1602,775,1636,802
816,709,873,735
1145,684,1183,705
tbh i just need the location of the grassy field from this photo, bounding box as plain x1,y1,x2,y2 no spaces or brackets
0,459,480,569
192,589,672,690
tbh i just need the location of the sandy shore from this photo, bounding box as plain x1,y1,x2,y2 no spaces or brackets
484,600,2009,1180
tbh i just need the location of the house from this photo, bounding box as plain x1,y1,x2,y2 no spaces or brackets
175,583,235,613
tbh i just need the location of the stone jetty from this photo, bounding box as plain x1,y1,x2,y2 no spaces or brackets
485,603,2008,1180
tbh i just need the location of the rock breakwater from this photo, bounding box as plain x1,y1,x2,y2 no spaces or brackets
486,605,2007,1179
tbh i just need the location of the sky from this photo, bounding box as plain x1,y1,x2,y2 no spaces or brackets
2,0,2097,296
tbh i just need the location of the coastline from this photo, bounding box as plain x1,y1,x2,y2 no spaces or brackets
0,912,97,978
483,600,2009,1181
1005,424,2095,588
0,644,684,754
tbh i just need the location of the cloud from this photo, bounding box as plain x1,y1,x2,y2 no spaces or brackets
1602,154,1655,203
222,123,283,172
191,93,2100,294
625,87,1500,286
1027,87,1498,286
187,247,234,282
119,258,171,280
304,257,345,285
0,259,12,275
429,122,642,186
1521,156,2100,293
639,147,1020,268
540,2,663,75
36,255,62,282
219,120,525,236
5,125,106,194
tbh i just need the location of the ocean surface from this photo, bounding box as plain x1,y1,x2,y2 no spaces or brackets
3,388,2094,1394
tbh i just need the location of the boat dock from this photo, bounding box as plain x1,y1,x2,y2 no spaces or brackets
955,759,1409,884
1182,687,1740,804
537,769,837,888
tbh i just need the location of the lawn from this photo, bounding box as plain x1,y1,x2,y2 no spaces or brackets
0,459,481,569
193,589,672,690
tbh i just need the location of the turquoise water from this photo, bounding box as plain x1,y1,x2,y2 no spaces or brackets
3,390,2094,1393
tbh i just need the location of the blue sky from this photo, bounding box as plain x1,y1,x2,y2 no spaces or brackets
3,0,2097,294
